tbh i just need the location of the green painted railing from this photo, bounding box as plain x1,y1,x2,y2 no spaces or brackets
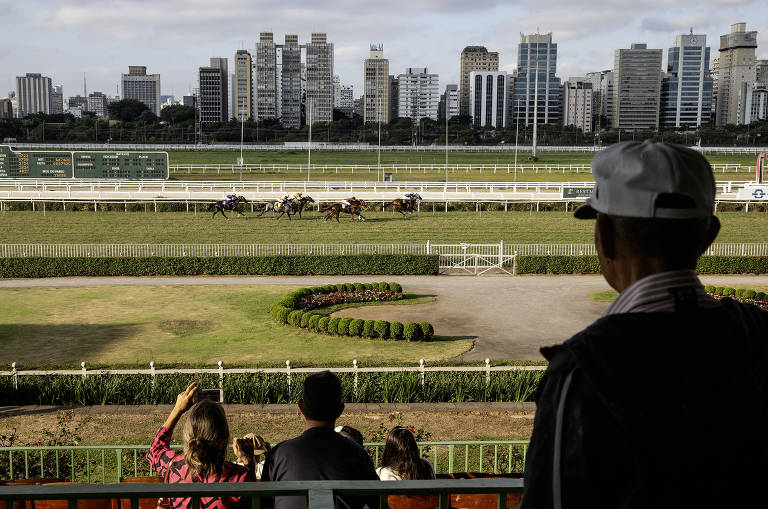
0,479,525,509
0,441,529,482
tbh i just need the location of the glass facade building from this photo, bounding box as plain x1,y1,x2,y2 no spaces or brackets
513,33,561,126
660,34,712,128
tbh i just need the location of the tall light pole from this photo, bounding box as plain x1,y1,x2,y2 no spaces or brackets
445,111,449,183
514,98,520,181
531,32,540,160
238,107,245,167
377,91,382,182
307,97,312,181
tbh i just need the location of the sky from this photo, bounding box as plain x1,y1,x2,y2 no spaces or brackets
2,0,767,102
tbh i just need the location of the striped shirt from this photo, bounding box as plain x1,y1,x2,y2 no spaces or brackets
147,427,251,509
604,270,716,316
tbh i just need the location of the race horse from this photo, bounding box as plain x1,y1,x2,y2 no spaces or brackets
209,195,248,220
385,196,421,218
321,199,367,222
258,196,316,220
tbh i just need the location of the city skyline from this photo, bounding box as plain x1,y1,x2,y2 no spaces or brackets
1,1,767,110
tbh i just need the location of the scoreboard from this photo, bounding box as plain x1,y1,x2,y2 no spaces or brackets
0,145,169,179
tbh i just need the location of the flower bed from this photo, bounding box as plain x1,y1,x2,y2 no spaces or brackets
270,282,434,341
704,285,768,310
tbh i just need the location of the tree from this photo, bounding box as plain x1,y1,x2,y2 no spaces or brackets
137,110,158,124
107,99,149,122
160,105,195,124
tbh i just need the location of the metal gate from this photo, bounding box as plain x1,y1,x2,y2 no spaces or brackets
429,242,517,275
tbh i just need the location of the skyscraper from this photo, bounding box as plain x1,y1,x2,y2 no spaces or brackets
87,92,108,117
757,59,768,85
278,35,301,128
439,84,459,120
364,45,389,123
397,67,440,121
715,23,758,126
15,73,52,116
121,66,161,116
469,71,508,127
513,33,562,126
562,78,594,132
585,70,614,130
389,75,399,120
254,32,277,121
51,85,64,115
305,33,334,123
198,57,228,124
234,50,252,121
612,43,663,130
459,46,499,117
660,32,713,128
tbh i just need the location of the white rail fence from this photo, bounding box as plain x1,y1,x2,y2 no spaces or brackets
1,360,546,401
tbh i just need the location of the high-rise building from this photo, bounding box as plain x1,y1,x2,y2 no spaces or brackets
660,32,713,128
757,60,768,85
364,45,389,123
562,78,594,132
397,67,440,121
68,95,88,110
182,95,196,107
353,96,364,117
333,76,341,108
87,92,108,117
281,34,302,128
389,76,399,120
585,70,614,130
439,84,459,120
715,23,757,126
198,57,228,124
306,33,334,123
234,50,252,121
612,43,663,130
51,86,64,115
744,84,767,123
469,71,509,128
121,66,161,116
459,46,499,117
254,32,277,121
0,98,12,119
15,73,52,116
513,33,562,126
339,85,354,112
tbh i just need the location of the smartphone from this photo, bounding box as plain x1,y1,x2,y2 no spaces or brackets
194,389,222,403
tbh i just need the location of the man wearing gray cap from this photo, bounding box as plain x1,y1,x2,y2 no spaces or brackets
521,141,768,509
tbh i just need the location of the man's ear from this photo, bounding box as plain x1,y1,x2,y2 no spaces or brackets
596,213,616,261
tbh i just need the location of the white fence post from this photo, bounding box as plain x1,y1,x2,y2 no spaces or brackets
419,359,425,389
218,360,224,403
353,359,359,400
81,361,87,379
150,361,156,390
286,360,292,399
485,358,491,387
11,362,17,390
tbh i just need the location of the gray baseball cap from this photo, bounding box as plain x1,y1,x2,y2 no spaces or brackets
574,140,716,220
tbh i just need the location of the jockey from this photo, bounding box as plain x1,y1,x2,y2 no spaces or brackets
341,196,357,210
403,192,421,203
292,192,303,201
223,194,237,207
280,194,291,204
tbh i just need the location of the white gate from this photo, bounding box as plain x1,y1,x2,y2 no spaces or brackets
429,241,517,275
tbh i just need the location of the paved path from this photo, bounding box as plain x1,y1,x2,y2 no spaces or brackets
2,274,766,360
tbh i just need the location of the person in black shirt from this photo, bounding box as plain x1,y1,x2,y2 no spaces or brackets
262,371,379,509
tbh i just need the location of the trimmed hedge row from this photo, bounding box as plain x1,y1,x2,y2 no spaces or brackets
0,255,439,278
270,283,434,341
704,285,768,307
515,256,768,275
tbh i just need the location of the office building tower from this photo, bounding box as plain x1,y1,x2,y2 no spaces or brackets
660,32,713,128
198,57,228,124
15,73,52,116
459,46,499,117
513,33,562,126
397,67,440,121
280,34,302,128
439,84,459,120
562,78,594,132
389,76,399,120
68,95,88,110
715,23,758,125
182,95,196,107
364,45,390,123
469,71,508,127
121,66,161,116
234,50,252,121
757,60,768,86
0,98,12,119
339,84,354,113
87,92,108,117
585,70,614,130
51,86,64,115
612,43,663,130
333,76,341,108
353,96,364,117
743,84,767,123
254,32,277,121
305,33,334,123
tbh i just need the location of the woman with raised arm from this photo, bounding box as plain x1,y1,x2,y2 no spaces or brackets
146,382,252,509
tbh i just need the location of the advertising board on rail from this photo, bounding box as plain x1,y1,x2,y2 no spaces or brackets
0,145,169,179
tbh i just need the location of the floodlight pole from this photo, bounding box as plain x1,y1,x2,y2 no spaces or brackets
307,98,312,181
377,93,382,182
445,114,449,183
514,98,520,181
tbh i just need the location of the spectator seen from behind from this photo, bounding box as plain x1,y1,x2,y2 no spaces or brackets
147,381,251,509
262,371,379,509
521,141,768,509
376,426,435,481
335,425,365,447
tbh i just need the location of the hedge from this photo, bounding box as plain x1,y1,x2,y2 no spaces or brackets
272,283,434,342
703,285,768,309
515,256,768,275
0,255,440,278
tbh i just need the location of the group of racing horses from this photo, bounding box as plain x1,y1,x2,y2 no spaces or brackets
208,193,422,222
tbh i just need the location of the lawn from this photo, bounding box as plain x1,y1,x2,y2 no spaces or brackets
1,211,765,245
0,285,472,367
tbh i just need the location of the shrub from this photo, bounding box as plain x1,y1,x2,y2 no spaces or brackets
364,283,374,290
287,310,304,327
273,306,291,324
300,313,313,328
308,314,321,331
378,282,390,291
756,292,767,301
735,289,745,297
390,322,404,340
403,322,423,342
704,285,715,293
418,322,435,341
327,317,340,335
348,319,364,336
335,284,345,292
389,282,403,293
362,320,375,338
744,290,757,299
354,283,365,291
723,287,736,296
374,320,390,339
344,283,355,291
714,287,725,295
317,317,330,333
338,317,353,335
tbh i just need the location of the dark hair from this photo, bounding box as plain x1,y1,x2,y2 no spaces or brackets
181,400,229,479
339,426,364,446
609,215,714,269
381,427,432,480
301,371,343,422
